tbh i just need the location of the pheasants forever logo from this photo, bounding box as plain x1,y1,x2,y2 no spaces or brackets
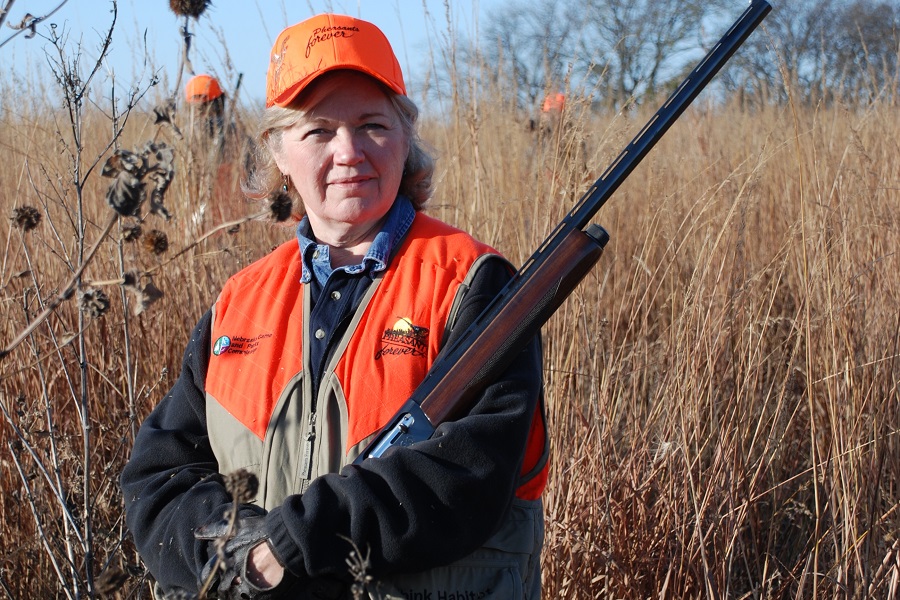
376,318,429,360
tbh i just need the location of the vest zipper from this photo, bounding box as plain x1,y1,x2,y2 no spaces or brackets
300,411,317,481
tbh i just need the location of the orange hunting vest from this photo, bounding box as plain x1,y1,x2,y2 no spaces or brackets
205,212,547,504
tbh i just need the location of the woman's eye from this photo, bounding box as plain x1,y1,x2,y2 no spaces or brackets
302,128,331,139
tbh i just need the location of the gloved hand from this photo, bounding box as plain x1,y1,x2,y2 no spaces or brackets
195,514,292,599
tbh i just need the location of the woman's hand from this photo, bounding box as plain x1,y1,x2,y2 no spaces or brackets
246,542,285,589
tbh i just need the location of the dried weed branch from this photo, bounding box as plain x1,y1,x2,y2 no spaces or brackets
0,213,116,360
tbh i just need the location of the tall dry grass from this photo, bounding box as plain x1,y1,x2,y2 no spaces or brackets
427,75,899,597
0,24,898,600
430,95,899,598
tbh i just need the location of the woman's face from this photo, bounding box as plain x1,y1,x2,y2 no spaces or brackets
273,71,409,241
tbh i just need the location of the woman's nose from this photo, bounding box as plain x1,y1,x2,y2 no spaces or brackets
333,129,365,164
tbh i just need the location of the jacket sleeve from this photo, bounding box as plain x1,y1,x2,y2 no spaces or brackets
120,310,264,592
265,254,544,582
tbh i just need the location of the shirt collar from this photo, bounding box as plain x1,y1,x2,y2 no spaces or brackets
296,196,416,285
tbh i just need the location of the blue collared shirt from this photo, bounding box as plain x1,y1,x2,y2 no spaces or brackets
295,196,416,399
296,195,416,287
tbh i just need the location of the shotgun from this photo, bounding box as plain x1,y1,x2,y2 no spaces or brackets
355,0,772,463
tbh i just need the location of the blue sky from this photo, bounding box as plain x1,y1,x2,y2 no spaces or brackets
3,0,498,107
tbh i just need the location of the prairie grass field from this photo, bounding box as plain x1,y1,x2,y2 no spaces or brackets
0,15,898,600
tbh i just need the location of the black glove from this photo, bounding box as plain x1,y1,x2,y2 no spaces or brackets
195,514,293,599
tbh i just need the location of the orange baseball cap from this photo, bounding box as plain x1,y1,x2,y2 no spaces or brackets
541,92,566,113
185,74,223,104
266,13,406,108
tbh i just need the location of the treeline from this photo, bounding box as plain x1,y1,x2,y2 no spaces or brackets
444,0,900,110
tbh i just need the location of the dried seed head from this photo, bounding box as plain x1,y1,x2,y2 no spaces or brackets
78,288,111,318
143,230,169,255
142,142,175,221
9,14,39,39
342,536,374,596
152,99,176,126
122,223,142,242
102,143,176,220
268,189,294,222
122,271,139,287
103,150,146,217
223,468,259,504
123,273,164,315
169,0,211,18
134,280,164,315
11,206,42,231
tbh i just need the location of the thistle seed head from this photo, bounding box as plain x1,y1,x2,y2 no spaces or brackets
223,468,259,504
169,0,211,18
143,230,169,255
78,288,111,319
11,206,41,232
268,189,294,222
122,223,142,242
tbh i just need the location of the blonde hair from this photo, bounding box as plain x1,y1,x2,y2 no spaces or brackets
242,75,435,218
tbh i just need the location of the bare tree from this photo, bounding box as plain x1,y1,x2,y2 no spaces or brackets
479,0,584,110
722,0,900,106
580,0,723,108
831,0,900,103
720,0,839,105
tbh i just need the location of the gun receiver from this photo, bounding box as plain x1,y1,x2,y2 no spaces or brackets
355,0,772,463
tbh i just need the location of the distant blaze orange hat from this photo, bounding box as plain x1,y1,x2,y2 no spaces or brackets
266,13,406,108
185,74,223,104
542,92,566,113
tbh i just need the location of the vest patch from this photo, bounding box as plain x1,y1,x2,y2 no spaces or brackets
212,335,231,355
213,332,273,356
375,318,429,360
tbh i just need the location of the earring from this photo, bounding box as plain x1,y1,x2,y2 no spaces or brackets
282,174,289,193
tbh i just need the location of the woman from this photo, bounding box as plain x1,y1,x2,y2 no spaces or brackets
122,13,547,600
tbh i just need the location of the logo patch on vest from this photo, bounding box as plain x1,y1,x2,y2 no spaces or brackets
212,333,273,356
212,336,231,355
375,318,429,359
